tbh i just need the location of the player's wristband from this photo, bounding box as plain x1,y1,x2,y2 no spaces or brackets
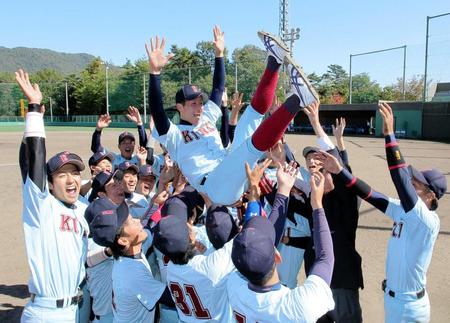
28,103,42,113
25,111,45,138
244,200,262,223
337,169,372,200
385,135,406,170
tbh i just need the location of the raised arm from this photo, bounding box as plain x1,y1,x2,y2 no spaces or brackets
379,103,417,212
243,159,272,222
228,92,244,143
219,90,230,147
91,114,111,153
16,69,46,191
332,117,350,167
304,101,335,151
308,172,334,285
269,161,298,245
145,37,174,136
145,116,156,165
126,106,147,147
316,151,389,213
209,26,225,106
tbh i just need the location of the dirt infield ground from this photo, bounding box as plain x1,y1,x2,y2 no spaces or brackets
0,128,449,322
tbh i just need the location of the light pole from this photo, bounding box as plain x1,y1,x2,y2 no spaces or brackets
65,82,69,117
143,73,147,123
423,13,450,102
105,64,110,115
349,45,407,104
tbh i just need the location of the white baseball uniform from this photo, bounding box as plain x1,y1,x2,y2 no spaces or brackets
165,240,235,322
21,177,89,322
111,229,165,323
153,102,266,205
227,272,335,323
86,238,114,322
383,197,439,323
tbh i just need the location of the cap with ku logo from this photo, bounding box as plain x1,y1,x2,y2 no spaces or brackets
175,84,209,104
117,161,139,173
138,165,156,178
46,151,85,175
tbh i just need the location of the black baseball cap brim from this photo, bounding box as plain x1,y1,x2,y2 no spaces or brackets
88,151,115,166
302,146,319,158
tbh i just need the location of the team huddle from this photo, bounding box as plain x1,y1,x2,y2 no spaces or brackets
16,27,447,323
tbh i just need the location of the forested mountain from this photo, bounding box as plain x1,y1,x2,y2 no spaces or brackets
0,46,96,74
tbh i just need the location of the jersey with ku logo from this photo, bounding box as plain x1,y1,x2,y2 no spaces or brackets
385,198,439,293
22,177,89,299
153,100,227,191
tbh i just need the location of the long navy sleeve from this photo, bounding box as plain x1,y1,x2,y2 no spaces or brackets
137,124,147,148
219,105,230,147
336,168,389,213
309,208,334,285
149,74,170,136
209,57,225,107
91,130,103,153
20,104,47,192
267,194,289,246
385,134,417,213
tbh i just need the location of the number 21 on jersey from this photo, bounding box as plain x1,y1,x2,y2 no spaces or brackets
169,282,211,319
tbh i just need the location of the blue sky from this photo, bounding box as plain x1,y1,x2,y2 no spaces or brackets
1,0,449,86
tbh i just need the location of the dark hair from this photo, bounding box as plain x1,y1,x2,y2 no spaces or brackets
246,262,276,286
430,198,438,211
168,242,197,265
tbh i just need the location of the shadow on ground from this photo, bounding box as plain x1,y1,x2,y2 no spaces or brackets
0,303,23,322
0,284,28,323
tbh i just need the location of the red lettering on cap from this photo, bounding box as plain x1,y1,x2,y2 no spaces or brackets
101,210,114,215
60,154,69,162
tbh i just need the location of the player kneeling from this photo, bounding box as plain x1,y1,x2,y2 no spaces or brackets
227,171,335,323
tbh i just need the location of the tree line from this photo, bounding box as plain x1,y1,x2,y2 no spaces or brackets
0,41,425,116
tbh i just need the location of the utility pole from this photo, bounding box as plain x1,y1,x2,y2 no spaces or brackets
423,13,450,102
143,73,147,123
279,0,300,94
105,64,110,115
279,0,300,53
65,82,69,118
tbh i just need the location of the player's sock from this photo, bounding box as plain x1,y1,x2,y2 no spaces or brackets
251,94,300,152
250,56,280,115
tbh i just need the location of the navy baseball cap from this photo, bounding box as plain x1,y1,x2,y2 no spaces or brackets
46,151,85,175
153,214,190,258
408,166,447,200
206,204,239,250
117,161,139,173
88,199,129,247
302,146,319,158
231,216,275,281
118,131,135,144
88,151,115,167
161,196,188,219
175,84,208,104
89,170,123,203
138,165,156,178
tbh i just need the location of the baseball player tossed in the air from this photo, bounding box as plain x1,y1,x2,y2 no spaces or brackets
16,69,89,322
146,26,319,205
91,106,147,167
316,102,447,323
152,160,298,322
227,170,335,323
